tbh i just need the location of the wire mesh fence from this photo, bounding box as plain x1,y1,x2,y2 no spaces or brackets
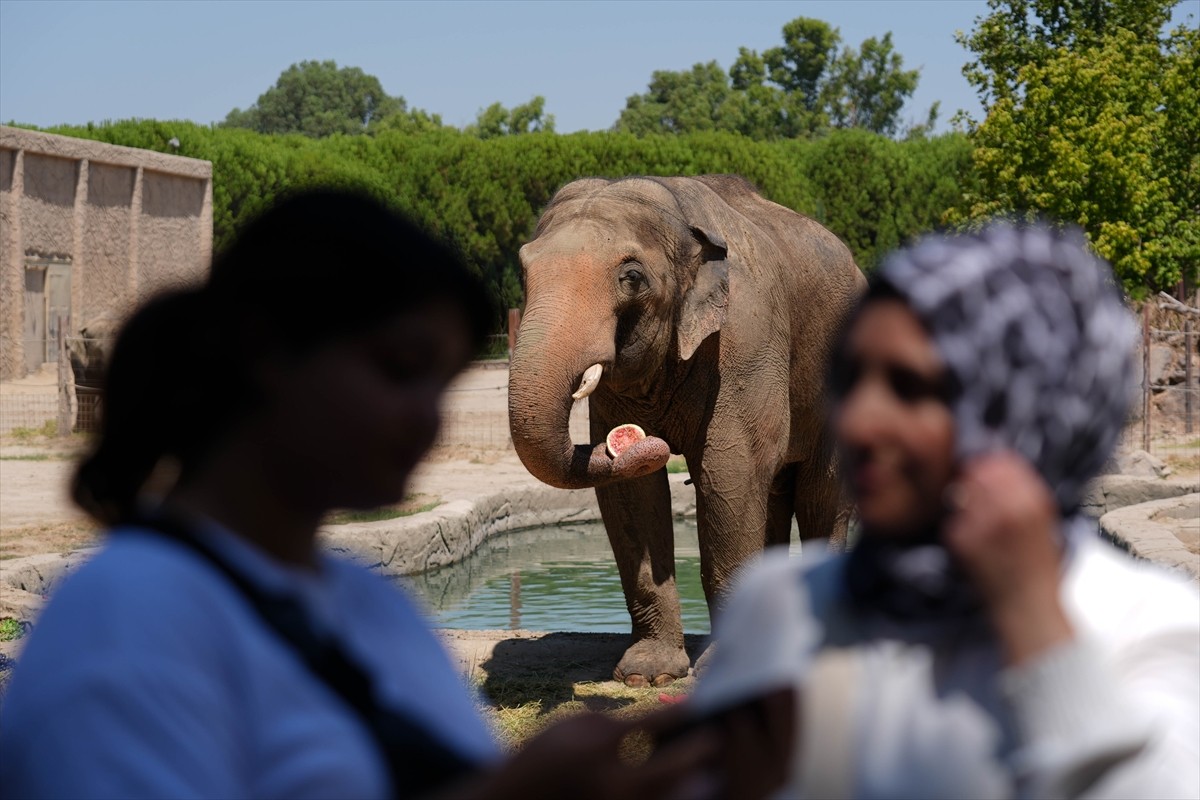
4,301,1195,457
0,393,62,436
1,335,109,435
435,403,591,451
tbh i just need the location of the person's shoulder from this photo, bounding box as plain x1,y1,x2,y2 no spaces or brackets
1067,535,1199,636
50,530,231,604
319,553,411,605
30,530,264,655
318,554,436,632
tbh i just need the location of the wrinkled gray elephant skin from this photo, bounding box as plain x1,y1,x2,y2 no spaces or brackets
508,175,865,686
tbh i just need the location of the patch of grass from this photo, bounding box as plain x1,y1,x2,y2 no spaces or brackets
1163,452,1200,475
665,455,689,475
479,669,693,752
7,420,57,441
1158,437,1200,475
324,494,442,525
0,521,100,561
491,700,555,749
0,618,25,642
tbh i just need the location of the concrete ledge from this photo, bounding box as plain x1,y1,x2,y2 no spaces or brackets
0,474,696,615
320,473,695,576
3,470,1192,622
1100,494,1199,584
1080,474,1199,519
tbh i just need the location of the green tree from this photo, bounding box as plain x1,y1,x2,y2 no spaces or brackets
954,0,1198,292
958,0,1175,107
825,33,923,137
222,60,408,138
466,96,556,138
762,17,841,110
616,17,926,138
614,62,736,135
370,107,448,135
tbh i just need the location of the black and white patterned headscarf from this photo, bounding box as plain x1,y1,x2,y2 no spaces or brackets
844,223,1137,627
876,221,1137,515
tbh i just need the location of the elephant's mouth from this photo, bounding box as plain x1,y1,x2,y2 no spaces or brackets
511,355,671,489
572,364,671,481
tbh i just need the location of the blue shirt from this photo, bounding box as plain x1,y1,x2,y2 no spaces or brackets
0,523,498,799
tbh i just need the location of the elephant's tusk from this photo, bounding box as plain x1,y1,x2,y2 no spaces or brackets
572,363,603,400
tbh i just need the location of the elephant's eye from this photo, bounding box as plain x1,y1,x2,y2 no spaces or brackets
619,263,645,290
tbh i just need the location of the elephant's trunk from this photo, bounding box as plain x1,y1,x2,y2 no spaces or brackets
508,311,669,490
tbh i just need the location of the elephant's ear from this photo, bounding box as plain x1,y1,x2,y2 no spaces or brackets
677,225,730,361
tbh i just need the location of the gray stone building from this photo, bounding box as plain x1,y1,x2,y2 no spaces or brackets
1,126,212,381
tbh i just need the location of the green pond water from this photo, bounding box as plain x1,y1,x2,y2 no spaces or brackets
402,519,718,633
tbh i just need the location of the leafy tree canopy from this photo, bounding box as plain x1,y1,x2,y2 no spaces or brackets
953,0,1198,293
466,96,556,138
615,17,931,139
221,60,440,138
958,0,1176,107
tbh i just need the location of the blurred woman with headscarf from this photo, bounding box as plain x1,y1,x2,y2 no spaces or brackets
693,222,1200,799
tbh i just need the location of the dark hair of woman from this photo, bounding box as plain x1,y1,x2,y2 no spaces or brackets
72,188,494,526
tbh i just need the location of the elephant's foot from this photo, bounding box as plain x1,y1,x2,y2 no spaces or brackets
612,638,691,687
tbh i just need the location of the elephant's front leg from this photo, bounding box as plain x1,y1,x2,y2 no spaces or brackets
595,470,689,687
689,446,776,677
692,446,776,620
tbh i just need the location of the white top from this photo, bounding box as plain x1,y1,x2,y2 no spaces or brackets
695,535,1200,800
0,524,499,800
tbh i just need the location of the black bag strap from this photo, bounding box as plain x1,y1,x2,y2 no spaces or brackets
126,511,482,798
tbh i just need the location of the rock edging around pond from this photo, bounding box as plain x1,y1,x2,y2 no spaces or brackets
1101,492,1199,584
1,473,1194,636
320,472,697,576
0,474,697,624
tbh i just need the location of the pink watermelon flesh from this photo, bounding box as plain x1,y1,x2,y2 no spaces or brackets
606,424,647,458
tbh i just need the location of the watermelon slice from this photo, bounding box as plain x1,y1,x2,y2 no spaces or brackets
606,424,647,458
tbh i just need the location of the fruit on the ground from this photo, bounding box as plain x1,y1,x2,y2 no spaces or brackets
606,424,647,458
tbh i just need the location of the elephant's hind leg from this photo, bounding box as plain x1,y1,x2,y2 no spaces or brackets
793,455,849,550
767,463,800,549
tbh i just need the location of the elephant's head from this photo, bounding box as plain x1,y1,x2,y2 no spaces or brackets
67,311,121,388
508,177,734,490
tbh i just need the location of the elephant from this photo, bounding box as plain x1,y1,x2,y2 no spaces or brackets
66,311,120,389
507,175,866,686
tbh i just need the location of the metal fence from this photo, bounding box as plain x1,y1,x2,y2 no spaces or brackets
3,331,514,437
1,330,85,435
0,393,61,435
5,300,1195,456
435,403,591,451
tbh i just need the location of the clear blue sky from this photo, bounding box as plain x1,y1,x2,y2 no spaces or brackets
2,0,1000,134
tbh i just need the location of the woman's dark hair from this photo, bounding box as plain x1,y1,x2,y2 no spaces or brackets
73,189,495,525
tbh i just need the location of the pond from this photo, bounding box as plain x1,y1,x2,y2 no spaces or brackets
401,519,802,634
